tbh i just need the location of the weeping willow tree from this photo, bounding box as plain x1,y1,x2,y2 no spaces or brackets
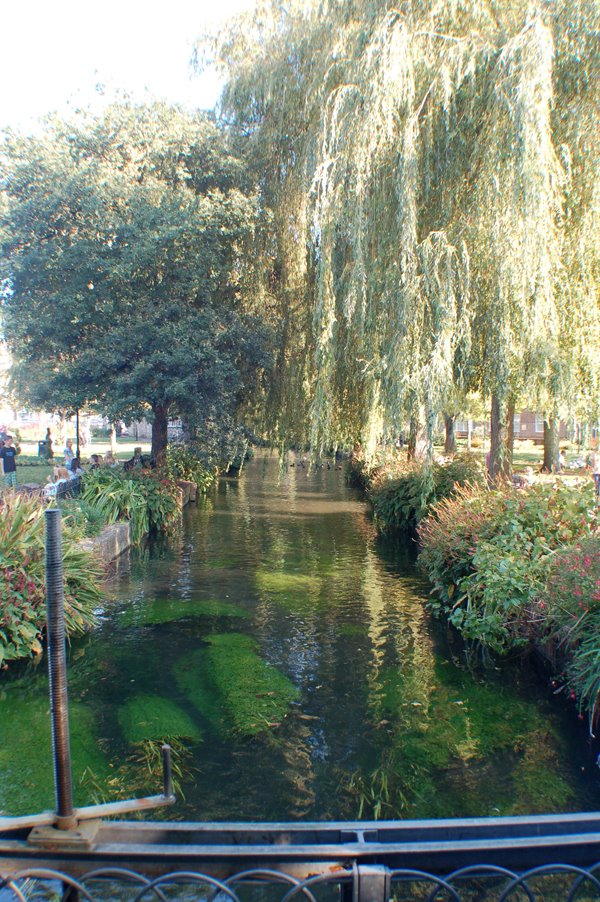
200,0,600,469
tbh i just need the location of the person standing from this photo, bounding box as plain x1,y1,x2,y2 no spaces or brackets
63,437,75,469
44,427,54,459
0,435,19,489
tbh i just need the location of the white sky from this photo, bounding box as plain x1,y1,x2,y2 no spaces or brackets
0,0,256,132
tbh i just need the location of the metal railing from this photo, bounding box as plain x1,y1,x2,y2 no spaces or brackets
2,842,600,900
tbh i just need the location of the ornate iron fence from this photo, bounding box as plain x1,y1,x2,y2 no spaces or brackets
2,816,600,900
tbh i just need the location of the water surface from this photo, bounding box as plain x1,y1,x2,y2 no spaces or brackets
1,453,598,820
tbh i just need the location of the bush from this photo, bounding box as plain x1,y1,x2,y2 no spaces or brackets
81,468,179,545
0,494,102,666
537,536,600,729
58,498,108,538
369,453,484,535
419,482,597,652
165,445,217,492
565,610,600,733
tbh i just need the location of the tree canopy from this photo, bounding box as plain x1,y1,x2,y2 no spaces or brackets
0,101,271,459
202,0,600,467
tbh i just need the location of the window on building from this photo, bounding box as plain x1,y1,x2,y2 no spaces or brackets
534,414,544,433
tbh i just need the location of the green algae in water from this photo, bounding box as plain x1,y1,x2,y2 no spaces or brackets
511,730,573,813
346,662,578,819
175,633,299,737
256,570,321,595
255,569,323,611
117,598,248,628
206,634,299,734
174,650,225,733
0,687,112,816
118,694,202,744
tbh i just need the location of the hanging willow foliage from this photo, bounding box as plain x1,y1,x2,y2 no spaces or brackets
200,0,600,459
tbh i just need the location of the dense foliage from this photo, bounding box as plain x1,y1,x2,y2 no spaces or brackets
165,446,217,493
81,468,180,545
202,0,599,469
0,495,102,666
368,453,484,534
0,102,272,460
418,482,599,724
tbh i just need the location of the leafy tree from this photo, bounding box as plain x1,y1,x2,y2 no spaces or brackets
202,0,599,470
0,102,271,461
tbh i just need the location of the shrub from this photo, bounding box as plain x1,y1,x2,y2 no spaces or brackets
81,468,179,545
537,536,600,730
0,494,102,666
165,445,217,492
565,610,600,733
58,498,108,538
419,482,597,652
369,453,484,535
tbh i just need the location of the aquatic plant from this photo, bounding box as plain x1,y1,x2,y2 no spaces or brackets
117,694,202,744
175,633,299,737
0,494,102,666
344,659,575,820
128,737,191,800
255,570,322,608
0,684,112,816
117,597,248,628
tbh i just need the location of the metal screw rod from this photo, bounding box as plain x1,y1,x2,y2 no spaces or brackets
162,744,174,799
45,508,75,829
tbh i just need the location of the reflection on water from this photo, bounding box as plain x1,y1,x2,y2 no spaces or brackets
1,452,599,820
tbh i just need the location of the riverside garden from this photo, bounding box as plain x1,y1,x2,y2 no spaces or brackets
1,0,599,825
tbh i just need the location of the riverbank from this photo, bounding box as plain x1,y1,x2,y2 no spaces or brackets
356,452,600,733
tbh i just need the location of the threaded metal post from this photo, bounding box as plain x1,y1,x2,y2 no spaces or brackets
162,744,173,799
45,508,75,829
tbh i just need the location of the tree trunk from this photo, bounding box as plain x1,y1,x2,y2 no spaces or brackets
467,419,472,451
407,415,418,460
109,423,118,454
407,413,428,461
443,413,456,454
506,397,515,473
151,403,169,466
489,394,511,481
542,416,560,472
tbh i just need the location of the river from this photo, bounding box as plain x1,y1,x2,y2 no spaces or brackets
1,452,598,821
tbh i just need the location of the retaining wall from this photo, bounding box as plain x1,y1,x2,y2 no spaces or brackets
84,479,198,565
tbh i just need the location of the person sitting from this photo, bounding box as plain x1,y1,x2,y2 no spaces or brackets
69,457,85,478
104,450,118,467
124,447,144,471
43,466,70,497
89,454,101,469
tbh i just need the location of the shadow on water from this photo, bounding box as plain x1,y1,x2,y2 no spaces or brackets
1,451,599,820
